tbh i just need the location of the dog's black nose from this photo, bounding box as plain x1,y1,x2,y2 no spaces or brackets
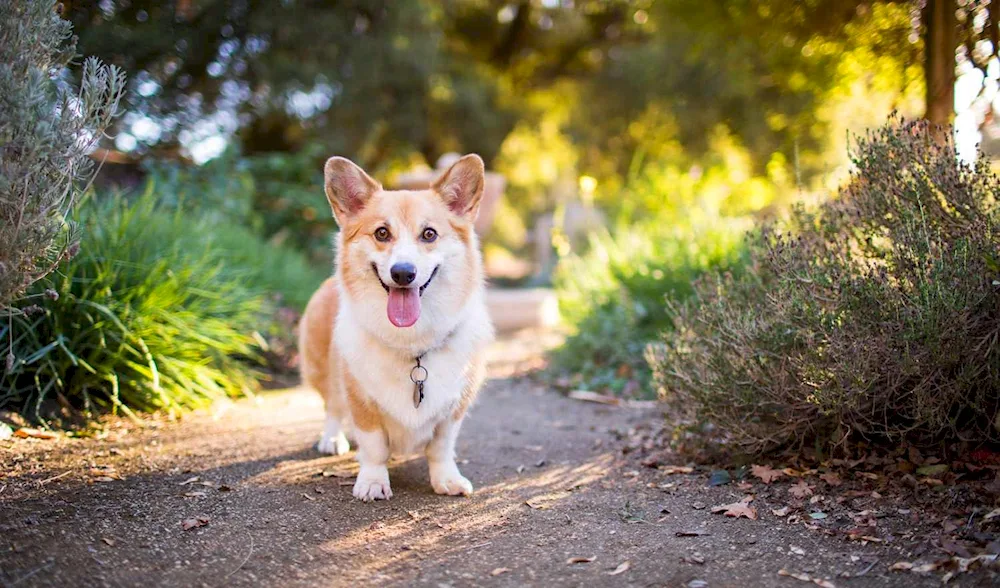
390,262,417,286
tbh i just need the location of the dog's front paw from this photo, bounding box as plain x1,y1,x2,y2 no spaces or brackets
353,468,392,502
430,462,473,496
316,431,350,456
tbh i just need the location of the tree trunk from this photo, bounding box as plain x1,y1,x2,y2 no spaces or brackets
923,0,957,130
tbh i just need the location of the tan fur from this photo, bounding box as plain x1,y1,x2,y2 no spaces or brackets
452,353,486,421
343,363,384,432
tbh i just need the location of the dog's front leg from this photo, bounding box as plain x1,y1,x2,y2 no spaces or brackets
352,428,393,501
426,417,473,496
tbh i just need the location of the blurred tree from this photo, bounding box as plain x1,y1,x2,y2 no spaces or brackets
62,1,996,208
64,0,640,168
64,0,452,165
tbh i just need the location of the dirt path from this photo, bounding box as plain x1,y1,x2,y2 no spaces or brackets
0,334,989,587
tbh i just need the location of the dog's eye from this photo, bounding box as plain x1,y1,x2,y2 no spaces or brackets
374,227,391,242
421,228,438,243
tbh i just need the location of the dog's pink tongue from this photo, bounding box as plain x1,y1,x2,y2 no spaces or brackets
387,287,420,327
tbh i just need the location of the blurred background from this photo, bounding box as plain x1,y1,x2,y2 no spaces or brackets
64,0,934,274
4,0,999,420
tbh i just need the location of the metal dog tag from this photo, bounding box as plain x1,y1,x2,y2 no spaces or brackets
410,360,428,409
413,381,425,408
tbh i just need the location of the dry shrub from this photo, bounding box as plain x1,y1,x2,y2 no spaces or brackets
652,118,1000,454
0,1,125,308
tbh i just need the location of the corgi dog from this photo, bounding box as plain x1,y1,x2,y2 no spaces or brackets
298,154,495,501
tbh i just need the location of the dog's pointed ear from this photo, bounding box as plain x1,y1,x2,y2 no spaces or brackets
432,154,485,220
324,156,381,222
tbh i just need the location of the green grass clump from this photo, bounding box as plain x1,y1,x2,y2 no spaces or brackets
207,223,329,311
550,218,746,396
1,193,269,420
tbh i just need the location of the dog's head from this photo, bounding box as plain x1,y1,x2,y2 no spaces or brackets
324,154,485,334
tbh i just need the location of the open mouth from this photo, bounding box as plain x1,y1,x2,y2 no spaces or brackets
372,264,440,328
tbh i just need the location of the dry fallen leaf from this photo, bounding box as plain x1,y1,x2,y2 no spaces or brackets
778,568,836,587
524,498,550,510
788,480,814,499
13,427,58,440
181,516,209,531
567,556,596,564
660,466,695,475
819,472,842,487
710,495,757,520
983,508,1000,523
771,506,792,517
608,561,630,576
752,464,784,484
568,390,620,405
321,469,354,478
490,567,510,576
101,537,115,547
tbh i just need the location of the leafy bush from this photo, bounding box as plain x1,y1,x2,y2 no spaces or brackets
0,0,124,307
142,153,257,228
143,148,336,266
653,119,1000,453
241,147,337,262
1,193,268,420
207,222,329,311
126,166,329,311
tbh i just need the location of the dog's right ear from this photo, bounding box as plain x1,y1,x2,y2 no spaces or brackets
324,156,381,223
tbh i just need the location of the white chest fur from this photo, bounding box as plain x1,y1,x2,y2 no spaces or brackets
334,296,491,454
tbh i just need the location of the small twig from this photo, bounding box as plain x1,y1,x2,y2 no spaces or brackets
468,541,492,549
220,531,254,583
8,561,54,586
855,558,878,577
36,470,72,487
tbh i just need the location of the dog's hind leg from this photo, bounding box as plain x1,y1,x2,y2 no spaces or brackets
317,412,351,455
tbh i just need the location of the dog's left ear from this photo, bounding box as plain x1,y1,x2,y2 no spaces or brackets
432,154,485,220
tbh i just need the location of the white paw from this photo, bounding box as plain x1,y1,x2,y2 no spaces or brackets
352,470,392,502
430,463,473,496
316,431,350,455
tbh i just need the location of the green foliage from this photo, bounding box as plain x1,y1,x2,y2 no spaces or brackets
240,147,337,262
206,222,328,311
142,150,336,277
550,145,757,395
551,221,746,396
654,119,1000,454
142,153,257,227
0,0,125,308
1,193,268,421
